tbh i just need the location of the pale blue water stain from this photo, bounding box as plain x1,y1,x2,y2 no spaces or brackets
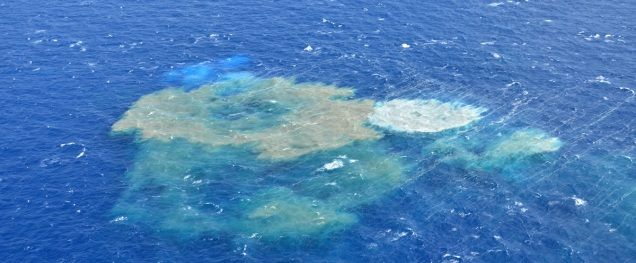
164,56,251,89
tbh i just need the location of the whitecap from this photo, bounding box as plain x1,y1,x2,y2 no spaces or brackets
505,81,520,87
590,75,611,84
368,99,486,133
76,148,86,159
110,216,128,223
571,195,587,206
69,41,83,48
60,142,87,159
618,87,635,95
319,159,345,171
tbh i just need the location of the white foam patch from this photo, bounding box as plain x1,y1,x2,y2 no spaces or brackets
60,142,87,159
110,216,128,223
571,196,587,207
368,99,487,133
76,149,86,159
319,159,345,171
587,75,611,84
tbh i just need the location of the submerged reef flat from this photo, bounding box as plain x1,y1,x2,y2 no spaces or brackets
368,99,487,133
113,74,381,160
113,69,561,240
427,129,562,171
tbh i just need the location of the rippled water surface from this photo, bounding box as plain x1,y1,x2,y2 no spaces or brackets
1,0,634,262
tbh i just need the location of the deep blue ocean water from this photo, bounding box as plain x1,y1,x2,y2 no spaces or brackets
1,0,635,262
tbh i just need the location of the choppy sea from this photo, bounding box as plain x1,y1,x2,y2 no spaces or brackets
1,0,634,262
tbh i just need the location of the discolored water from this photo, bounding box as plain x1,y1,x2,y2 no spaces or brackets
1,0,634,262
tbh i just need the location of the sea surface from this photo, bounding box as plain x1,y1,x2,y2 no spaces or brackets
1,0,635,262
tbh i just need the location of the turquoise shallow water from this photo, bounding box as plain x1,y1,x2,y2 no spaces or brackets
1,0,634,262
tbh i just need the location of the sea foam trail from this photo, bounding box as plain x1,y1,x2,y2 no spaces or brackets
368,99,487,133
